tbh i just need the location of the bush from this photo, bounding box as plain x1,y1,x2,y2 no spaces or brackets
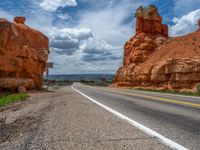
0,93,29,107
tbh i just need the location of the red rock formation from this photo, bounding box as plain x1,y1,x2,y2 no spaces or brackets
14,16,26,24
113,5,200,92
198,19,200,29
0,17,49,91
135,5,168,37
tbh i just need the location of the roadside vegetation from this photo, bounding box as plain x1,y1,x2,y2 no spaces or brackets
136,88,200,97
44,80,73,86
43,80,73,91
0,93,29,107
80,80,112,87
43,79,112,87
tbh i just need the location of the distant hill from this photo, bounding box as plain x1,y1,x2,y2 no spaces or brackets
43,74,114,82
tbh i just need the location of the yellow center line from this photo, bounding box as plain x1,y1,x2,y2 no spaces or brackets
84,85,200,108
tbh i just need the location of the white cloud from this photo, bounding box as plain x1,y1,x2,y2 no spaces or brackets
81,38,115,62
81,38,113,55
170,9,200,36
39,0,77,12
57,13,70,20
49,28,93,55
49,28,92,41
0,0,149,74
77,0,140,47
47,32,123,74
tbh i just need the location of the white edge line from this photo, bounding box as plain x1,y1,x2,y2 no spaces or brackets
71,86,189,150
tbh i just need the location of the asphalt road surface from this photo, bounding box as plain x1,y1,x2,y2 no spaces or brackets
72,83,200,150
0,83,199,150
0,85,171,150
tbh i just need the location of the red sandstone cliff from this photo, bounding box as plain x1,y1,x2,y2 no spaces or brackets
0,17,49,91
113,5,200,92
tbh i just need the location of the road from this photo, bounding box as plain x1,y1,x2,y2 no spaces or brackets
72,83,200,150
0,86,171,150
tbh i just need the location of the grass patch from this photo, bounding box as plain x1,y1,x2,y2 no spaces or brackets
136,88,200,97
0,93,30,107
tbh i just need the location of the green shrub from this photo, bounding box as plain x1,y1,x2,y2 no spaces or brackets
0,93,29,107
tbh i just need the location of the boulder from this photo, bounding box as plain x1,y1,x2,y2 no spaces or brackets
0,17,49,91
18,86,27,93
14,16,26,24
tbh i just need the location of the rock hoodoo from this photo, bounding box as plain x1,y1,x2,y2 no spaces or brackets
136,5,168,37
0,17,49,91
113,5,200,91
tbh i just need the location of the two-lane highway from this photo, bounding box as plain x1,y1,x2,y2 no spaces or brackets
72,83,200,150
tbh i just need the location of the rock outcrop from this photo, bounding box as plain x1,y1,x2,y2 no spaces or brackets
135,5,168,37
14,16,26,24
113,5,200,91
0,17,49,91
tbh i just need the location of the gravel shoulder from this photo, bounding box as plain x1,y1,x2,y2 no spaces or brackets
0,86,171,150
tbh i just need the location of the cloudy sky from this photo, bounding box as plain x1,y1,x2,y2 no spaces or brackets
1,0,200,74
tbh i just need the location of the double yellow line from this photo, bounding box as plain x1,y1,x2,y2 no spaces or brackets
86,86,200,108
